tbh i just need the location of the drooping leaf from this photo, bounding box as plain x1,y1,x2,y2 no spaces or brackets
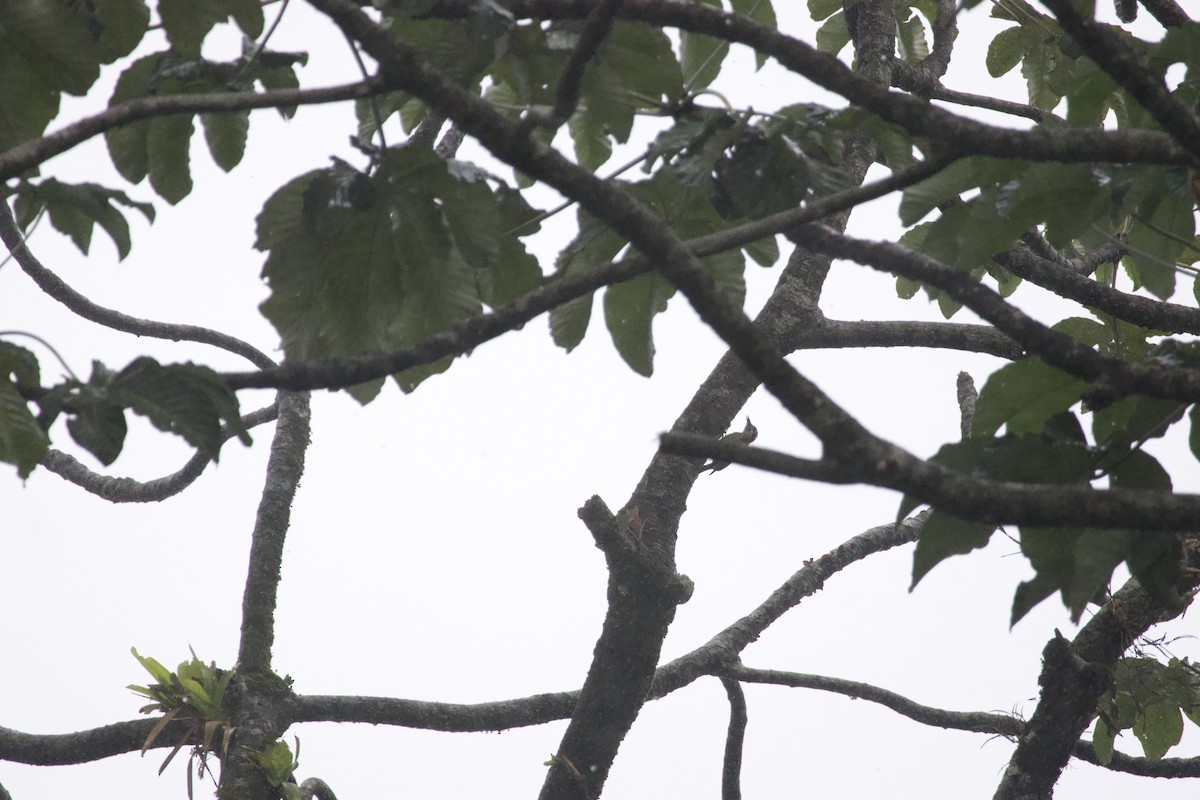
1014,526,1131,623
110,358,248,459
911,510,995,588
0,379,49,479
12,179,155,260
603,271,674,376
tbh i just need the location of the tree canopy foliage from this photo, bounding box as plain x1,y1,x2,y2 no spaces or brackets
3,0,1200,798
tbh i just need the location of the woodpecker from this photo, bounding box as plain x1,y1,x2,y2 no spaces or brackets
703,417,757,474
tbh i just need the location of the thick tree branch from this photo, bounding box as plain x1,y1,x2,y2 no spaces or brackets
0,203,275,371
41,404,278,503
0,79,388,183
996,244,1200,334
995,574,1199,799
237,392,311,673
660,435,1200,530
1043,0,1200,160
1138,0,1190,26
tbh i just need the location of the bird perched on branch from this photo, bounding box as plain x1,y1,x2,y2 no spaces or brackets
703,418,757,474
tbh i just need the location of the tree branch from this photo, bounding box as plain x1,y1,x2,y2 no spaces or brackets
0,78,388,183
1043,0,1200,160
0,203,275,371
222,156,956,392
420,0,1193,166
994,573,1199,799
237,392,311,673
996,244,1200,334
41,404,278,503
719,677,747,800
791,224,1200,406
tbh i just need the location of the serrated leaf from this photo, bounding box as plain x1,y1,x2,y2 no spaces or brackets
911,510,995,588
604,271,674,376
972,357,1089,437
1022,39,1063,111
549,294,594,352
0,48,61,154
16,179,154,260
742,234,779,267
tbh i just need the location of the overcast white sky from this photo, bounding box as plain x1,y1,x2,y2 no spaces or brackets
2,3,1198,798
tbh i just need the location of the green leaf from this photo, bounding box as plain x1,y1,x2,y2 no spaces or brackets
568,111,613,172
1190,405,1200,464
742,235,779,267
146,113,195,204
986,26,1028,77
14,179,154,260
0,48,61,154
158,0,262,59
815,11,852,56
808,0,842,21
1133,704,1184,762
111,358,248,459
67,396,127,466
105,55,159,183
911,510,995,588
1016,526,1131,622
1091,717,1116,766
1022,38,1064,111
251,741,296,787
896,10,929,65
200,112,250,173
603,271,674,376
0,379,49,479
131,647,175,687
731,0,777,68
972,357,1089,437
680,0,726,91
0,0,104,95
1126,191,1194,300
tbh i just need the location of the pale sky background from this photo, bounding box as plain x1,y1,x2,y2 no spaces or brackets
2,3,1198,799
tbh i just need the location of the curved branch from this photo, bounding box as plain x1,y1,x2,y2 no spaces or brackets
0,203,275,371
237,391,311,673
730,664,1024,736
40,404,278,503
0,78,388,183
